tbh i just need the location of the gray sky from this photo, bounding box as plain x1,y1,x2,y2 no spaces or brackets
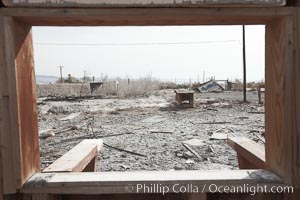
32,25,265,83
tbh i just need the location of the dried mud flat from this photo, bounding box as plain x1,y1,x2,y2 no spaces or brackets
38,88,265,172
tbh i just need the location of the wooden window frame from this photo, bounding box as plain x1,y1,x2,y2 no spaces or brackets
0,7,299,198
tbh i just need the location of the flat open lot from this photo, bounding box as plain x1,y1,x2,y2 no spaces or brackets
38,88,265,172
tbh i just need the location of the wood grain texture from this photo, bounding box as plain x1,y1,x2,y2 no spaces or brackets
14,19,41,186
43,139,102,173
0,16,5,199
265,17,294,184
227,137,265,169
0,0,287,8
2,16,22,194
21,170,282,194
0,7,293,26
292,7,300,189
1,17,40,193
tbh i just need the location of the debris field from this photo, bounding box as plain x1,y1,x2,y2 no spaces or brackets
38,87,265,172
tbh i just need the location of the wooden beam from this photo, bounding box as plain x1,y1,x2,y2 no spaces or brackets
0,0,287,8
227,137,265,169
43,139,103,173
14,19,41,185
0,7,293,26
1,16,22,194
60,193,203,200
0,16,15,196
0,16,40,194
265,16,294,185
292,7,300,189
32,194,61,200
21,170,282,194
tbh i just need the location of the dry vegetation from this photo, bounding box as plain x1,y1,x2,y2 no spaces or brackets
232,79,265,90
37,77,265,98
98,78,161,98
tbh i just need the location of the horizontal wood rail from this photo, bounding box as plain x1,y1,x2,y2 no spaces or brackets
22,170,282,194
43,139,103,173
0,7,293,26
227,137,265,169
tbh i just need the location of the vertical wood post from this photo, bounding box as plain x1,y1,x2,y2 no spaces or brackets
265,13,300,200
0,16,40,195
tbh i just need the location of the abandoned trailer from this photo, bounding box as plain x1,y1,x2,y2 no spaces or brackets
0,0,300,200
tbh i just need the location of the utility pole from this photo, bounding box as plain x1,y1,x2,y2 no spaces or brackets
203,71,205,83
242,25,247,102
58,66,63,83
83,70,87,83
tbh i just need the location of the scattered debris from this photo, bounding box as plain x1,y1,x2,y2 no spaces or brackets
38,89,264,171
185,159,195,165
211,102,232,108
198,80,224,93
183,139,205,147
60,112,81,121
39,126,77,139
100,132,135,138
208,145,215,153
210,132,228,140
103,143,147,157
39,129,55,139
56,131,135,144
121,164,130,170
149,129,173,134
198,121,231,125
182,143,202,160
176,151,194,159
248,111,265,114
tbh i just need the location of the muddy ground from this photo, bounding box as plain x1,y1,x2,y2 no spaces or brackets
38,87,265,172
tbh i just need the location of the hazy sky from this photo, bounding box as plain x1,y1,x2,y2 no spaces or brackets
32,25,265,83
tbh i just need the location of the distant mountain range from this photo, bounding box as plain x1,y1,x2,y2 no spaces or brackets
36,75,59,84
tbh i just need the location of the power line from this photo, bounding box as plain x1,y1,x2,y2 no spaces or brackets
33,40,240,46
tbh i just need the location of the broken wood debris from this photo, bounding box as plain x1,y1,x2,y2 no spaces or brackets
50,132,135,145
209,132,228,140
182,143,202,160
182,139,205,146
198,80,224,93
248,111,264,114
103,143,147,157
39,130,55,139
60,112,81,121
208,145,215,153
39,126,77,139
256,134,266,144
198,121,231,125
149,129,173,134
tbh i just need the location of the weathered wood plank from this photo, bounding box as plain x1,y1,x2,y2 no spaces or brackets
22,170,282,194
62,193,197,200
31,194,61,200
0,7,293,26
14,19,41,185
265,16,294,185
227,137,265,169
1,16,40,193
2,16,22,194
292,7,300,189
0,16,11,197
43,139,103,173
0,0,286,8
